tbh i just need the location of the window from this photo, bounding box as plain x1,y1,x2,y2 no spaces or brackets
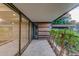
0,4,19,55
21,15,29,50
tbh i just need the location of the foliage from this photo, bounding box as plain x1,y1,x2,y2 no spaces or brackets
51,17,69,24
49,29,79,53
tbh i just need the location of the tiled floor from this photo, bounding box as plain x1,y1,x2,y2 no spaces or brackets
22,40,56,56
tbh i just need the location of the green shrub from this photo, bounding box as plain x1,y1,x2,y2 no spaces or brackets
49,29,79,53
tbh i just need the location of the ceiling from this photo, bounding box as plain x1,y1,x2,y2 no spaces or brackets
14,3,79,22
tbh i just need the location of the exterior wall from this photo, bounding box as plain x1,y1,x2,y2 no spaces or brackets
37,22,51,38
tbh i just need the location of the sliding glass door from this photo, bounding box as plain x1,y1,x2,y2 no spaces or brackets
21,15,29,50
0,4,19,55
0,4,33,56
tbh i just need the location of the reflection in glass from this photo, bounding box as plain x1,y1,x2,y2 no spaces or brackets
21,16,29,50
0,4,19,55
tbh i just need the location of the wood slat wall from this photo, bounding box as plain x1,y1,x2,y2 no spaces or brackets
37,22,51,38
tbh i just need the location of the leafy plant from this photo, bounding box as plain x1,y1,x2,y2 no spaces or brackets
49,29,79,53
